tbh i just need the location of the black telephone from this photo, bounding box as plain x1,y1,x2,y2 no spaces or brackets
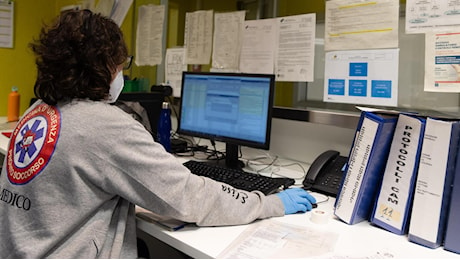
302,150,348,197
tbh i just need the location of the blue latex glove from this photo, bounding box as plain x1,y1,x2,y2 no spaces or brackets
276,188,317,214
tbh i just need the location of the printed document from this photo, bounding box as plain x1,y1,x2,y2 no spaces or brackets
217,219,338,258
406,0,460,34
425,32,460,92
135,5,165,66
165,48,187,97
324,49,399,107
275,13,316,82
239,19,276,74
211,11,245,71
0,1,13,48
325,0,399,51
184,10,214,65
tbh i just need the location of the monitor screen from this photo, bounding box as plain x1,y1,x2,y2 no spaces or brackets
178,71,275,169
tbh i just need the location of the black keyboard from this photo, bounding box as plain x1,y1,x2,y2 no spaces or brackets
183,160,295,195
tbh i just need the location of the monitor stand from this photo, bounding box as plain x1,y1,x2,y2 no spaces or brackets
225,143,245,170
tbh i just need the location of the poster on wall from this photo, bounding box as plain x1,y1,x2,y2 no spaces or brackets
239,18,276,74
325,0,399,51
165,47,187,98
184,10,214,65
406,0,460,34
323,49,399,107
0,1,13,48
211,11,245,72
274,13,316,82
135,4,165,66
424,32,460,92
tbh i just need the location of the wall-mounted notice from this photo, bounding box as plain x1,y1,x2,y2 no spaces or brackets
184,10,214,65
239,18,276,74
165,47,187,97
135,4,165,66
425,32,460,92
212,11,245,71
324,49,399,107
406,0,460,34
275,13,316,82
325,0,399,51
0,1,13,48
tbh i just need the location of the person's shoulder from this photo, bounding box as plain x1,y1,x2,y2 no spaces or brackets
59,99,136,127
63,99,128,116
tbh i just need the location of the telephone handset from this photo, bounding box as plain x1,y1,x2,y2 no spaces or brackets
302,150,348,197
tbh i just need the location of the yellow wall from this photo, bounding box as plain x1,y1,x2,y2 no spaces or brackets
0,0,56,117
2,0,364,115
0,0,139,117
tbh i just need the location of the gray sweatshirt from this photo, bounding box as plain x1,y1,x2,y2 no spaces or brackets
0,99,284,258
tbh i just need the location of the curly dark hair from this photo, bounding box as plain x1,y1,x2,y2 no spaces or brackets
29,9,128,105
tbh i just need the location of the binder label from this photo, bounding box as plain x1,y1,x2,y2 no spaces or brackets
335,117,378,222
374,115,423,229
409,118,452,242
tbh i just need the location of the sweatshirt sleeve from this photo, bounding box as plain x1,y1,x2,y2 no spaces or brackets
75,106,285,226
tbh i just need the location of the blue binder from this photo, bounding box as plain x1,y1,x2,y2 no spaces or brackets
408,118,460,249
334,111,398,225
443,132,460,253
370,114,426,235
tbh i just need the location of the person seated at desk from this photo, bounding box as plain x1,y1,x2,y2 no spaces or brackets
0,9,316,259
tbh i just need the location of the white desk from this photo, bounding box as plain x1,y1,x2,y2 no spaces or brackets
137,195,458,259
136,158,459,259
0,117,15,155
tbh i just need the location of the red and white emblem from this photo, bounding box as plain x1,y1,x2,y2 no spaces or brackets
7,104,61,185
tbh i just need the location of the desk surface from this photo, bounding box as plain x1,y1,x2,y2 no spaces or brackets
137,193,458,259
0,117,15,155
136,157,459,259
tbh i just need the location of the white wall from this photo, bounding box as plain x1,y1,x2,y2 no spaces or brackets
172,114,356,165
268,118,355,164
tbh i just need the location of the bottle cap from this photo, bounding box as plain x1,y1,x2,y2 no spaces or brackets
12,86,18,92
162,102,170,109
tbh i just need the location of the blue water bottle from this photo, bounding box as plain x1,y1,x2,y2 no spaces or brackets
157,101,172,152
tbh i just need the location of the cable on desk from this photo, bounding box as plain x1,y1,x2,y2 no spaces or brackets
307,192,330,205
246,155,279,176
244,152,307,181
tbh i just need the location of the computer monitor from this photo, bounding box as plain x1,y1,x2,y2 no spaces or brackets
177,71,275,169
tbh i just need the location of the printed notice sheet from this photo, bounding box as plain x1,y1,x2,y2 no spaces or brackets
217,219,338,259
325,0,399,51
211,11,245,71
406,0,460,34
239,19,277,74
165,48,187,97
425,32,460,92
135,4,165,66
324,49,399,107
184,10,214,65
0,1,13,48
275,13,316,82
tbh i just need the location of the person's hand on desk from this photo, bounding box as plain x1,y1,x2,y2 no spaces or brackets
276,188,317,214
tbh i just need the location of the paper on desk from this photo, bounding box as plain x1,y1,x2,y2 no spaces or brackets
217,219,338,259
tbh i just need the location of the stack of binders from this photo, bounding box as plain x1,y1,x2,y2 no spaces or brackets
334,109,460,255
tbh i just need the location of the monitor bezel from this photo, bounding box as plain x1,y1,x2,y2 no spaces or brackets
177,71,275,152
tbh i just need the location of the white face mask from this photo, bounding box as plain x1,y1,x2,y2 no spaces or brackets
107,70,124,103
